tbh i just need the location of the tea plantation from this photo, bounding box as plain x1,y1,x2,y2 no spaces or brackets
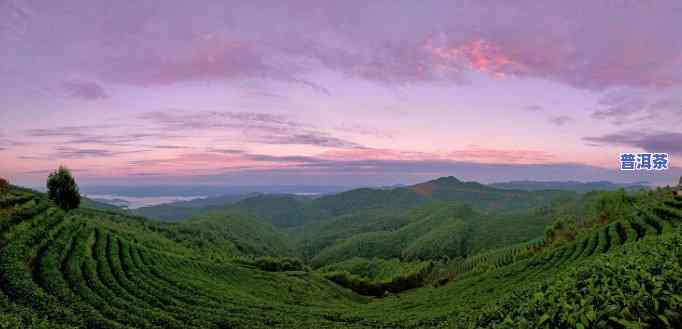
1,185,681,328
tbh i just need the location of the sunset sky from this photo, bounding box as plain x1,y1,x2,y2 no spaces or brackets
1,0,681,187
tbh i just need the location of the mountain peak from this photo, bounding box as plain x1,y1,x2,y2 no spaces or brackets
430,176,462,185
411,176,463,197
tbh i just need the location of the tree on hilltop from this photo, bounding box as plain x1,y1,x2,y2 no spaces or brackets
47,166,80,211
0,177,8,194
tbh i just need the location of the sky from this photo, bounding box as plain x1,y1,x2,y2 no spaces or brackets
1,0,681,188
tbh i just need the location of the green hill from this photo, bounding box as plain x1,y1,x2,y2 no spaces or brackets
79,196,125,212
310,187,428,217
134,194,253,222
290,207,412,259
231,187,429,228
412,176,575,212
304,199,568,267
293,202,560,265
230,194,328,228
1,183,681,328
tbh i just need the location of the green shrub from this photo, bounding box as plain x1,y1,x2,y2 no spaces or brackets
252,256,307,272
595,189,634,224
320,258,434,296
322,271,386,297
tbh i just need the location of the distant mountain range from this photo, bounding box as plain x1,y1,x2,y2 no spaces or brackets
489,180,650,193
90,178,654,222
133,176,573,223
79,185,350,197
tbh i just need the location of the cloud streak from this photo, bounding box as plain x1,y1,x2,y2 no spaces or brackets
118,145,559,178
548,115,573,126
137,110,302,131
61,80,108,100
138,110,361,149
252,132,362,149
583,131,682,155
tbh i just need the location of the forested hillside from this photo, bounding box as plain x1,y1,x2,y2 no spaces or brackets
1,179,681,328
131,178,573,267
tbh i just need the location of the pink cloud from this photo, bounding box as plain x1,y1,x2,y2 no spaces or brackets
423,35,525,78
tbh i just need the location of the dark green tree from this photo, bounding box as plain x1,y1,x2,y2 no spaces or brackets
0,177,8,194
47,166,80,211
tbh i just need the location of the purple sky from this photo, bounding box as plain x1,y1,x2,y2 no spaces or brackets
1,0,681,187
